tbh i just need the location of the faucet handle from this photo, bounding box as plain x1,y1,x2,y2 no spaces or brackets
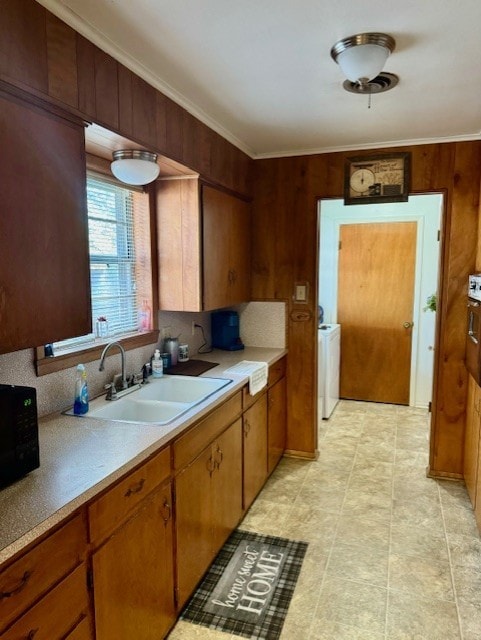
104,382,118,401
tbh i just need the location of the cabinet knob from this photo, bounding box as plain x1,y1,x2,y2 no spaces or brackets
244,419,251,436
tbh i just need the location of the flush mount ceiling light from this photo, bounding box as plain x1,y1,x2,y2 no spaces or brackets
330,32,398,95
111,149,160,186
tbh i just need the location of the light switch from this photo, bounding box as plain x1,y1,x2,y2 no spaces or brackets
295,284,307,302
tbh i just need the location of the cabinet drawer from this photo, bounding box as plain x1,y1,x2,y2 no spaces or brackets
88,447,171,546
268,357,286,387
1,564,89,640
173,392,242,471
0,513,86,633
242,385,266,411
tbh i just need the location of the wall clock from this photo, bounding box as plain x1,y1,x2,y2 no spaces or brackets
344,152,411,205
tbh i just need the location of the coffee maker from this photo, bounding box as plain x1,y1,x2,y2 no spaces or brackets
211,310,244,351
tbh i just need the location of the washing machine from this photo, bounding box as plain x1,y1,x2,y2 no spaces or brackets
318,324,341,419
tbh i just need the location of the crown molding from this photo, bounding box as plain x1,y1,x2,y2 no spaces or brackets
253,133,481,160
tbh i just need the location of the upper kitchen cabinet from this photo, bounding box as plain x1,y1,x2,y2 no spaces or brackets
156,180,251,311
203,185,251,310
0,89,91,354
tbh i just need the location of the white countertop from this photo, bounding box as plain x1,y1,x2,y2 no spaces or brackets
0,347,286,565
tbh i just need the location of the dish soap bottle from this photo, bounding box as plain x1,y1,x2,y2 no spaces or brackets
152,349,163,378
74,364,89,415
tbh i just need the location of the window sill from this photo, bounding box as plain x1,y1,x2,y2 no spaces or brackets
35,330,159,377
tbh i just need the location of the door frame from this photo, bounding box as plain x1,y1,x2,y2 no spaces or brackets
318,194,443,408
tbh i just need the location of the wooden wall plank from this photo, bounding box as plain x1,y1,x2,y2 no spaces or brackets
93,46,119,130
76,35,96,118
131,74,156,145
0,0,48,93
46,13,78,108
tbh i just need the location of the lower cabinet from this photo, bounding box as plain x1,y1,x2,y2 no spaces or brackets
0,514,91,640
175,418,243,609
91,482,175,640
268,376,287,475
243,393,268,510
88,447,175,640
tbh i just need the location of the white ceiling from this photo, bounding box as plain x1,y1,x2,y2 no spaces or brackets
39,0,481,159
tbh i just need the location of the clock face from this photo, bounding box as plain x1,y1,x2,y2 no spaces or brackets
350,168,375,194
344,153,410,205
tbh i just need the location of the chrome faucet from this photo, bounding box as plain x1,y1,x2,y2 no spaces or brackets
99,341,128,390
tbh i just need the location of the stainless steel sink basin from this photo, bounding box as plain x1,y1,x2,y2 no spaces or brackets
67,375,233,425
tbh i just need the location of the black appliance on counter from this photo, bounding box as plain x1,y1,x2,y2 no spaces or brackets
211,310,244,351
0,384,39,487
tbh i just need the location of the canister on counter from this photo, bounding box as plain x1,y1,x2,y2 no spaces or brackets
178,344,189,362
161,352,171,370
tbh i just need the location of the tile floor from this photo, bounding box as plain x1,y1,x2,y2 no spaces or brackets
168,400,481,640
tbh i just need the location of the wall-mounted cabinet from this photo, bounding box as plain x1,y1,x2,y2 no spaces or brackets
156,180,251,311
0,88,91,354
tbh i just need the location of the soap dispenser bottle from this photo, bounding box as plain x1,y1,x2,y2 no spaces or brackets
74,364,89,415
152,349,163,378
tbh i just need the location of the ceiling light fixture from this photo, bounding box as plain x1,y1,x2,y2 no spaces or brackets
111,149,160,186
330,33,398,95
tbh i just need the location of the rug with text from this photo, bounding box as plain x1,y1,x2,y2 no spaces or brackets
180,529,308,639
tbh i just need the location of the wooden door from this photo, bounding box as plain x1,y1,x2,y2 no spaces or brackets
92,485,175,640
337,222,417,404
0,90,90,353
268,377,287,474
202,185,231,309
175,446,214,609
243,395,268,510
229,197,251,305
464,374,481,507
211,419,243,552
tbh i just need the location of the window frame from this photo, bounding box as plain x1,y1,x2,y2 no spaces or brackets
35,154,159,377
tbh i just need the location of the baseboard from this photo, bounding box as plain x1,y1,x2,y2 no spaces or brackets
426,466,464,481
283,449,319,461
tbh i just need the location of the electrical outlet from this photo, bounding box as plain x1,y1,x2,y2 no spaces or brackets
191,321,196,335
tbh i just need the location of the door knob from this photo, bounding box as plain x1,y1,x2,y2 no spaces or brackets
403,321,414,329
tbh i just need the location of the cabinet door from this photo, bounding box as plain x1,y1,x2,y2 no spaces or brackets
211,419,243,552
0,91,90,353
92,484,175,640
175,446,215,609
202,186,251,309
229,196,251,305
243,395,268,510
202,185,232,310
268,377,287,474
464,374,481,507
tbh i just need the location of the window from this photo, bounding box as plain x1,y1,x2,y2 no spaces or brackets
53,173,153,353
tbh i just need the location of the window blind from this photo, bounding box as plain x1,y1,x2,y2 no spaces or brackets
54,174,152,353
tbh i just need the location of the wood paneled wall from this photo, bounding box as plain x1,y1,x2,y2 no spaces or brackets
0,0,252,196
253,143,481,475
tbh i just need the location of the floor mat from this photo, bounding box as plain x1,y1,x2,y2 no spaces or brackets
180,529,308,639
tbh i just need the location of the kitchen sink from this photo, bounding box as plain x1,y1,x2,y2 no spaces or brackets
67,375,233,425
136,375,232,403
87,398,191,424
